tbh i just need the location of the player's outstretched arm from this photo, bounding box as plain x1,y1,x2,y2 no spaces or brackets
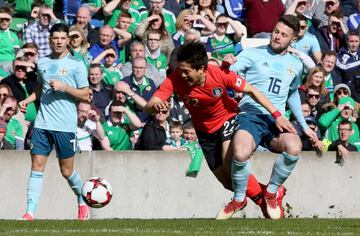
144,96,169,114
243,83,297,134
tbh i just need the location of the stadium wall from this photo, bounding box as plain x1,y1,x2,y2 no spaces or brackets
0,150,358,219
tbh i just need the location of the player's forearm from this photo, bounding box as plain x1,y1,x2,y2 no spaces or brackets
64,86,89,102
245,84,278,114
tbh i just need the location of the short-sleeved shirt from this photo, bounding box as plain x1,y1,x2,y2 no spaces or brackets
34,53,89,132
102,119,132,150
154,64,246,133
230,45,303,115
101,65,123,86
4,118,23,147
292,32,321,58
206,34,235,61
0,29,20,62
77,119,96,151
146,48,168,71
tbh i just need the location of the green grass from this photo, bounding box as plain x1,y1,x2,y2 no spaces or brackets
1,219,360,235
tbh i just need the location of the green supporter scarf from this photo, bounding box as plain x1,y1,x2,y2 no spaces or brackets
183,142,204,177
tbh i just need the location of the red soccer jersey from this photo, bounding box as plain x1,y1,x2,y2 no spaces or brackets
154,64,246,133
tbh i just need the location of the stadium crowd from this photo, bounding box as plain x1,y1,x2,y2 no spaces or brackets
0,0,360,159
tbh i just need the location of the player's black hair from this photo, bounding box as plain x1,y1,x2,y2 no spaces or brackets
176,41,208,70
278,14,300,37
296,14,307,23
49,23,69,37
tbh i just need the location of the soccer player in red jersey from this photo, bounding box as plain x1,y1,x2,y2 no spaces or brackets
145,42,296,218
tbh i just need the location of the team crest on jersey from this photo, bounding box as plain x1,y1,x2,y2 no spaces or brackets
59,68,68,76
146,86,151,91
134,1,139,5
212,87,223,97
132,18,135,23
224,38,229,43
165,22,169,27
108,131,113,135
157,61,162,68
287,66,295,77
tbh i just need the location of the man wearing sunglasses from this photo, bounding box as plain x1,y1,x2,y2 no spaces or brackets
292,14,322,64
24,5,59,58
0,7,20,74
0,57,38,123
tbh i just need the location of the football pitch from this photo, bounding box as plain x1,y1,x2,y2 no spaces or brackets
1,219,360,235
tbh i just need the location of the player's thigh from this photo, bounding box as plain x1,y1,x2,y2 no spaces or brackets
197,130,222,171
52,131,77,177
52,131,77,159
30,128,53,158
269,132,302,156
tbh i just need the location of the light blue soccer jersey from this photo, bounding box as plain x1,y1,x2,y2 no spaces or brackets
292,32,321,58
230,45,308,129
34,53,89,132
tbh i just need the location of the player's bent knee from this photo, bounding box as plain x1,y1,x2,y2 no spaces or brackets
60,167,73,178
285,136,302,156
233,149,252,162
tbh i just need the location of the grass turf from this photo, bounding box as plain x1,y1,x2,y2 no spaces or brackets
1,219,360,235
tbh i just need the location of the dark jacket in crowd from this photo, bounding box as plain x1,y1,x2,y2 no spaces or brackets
1,72,39,109
135,118,167,150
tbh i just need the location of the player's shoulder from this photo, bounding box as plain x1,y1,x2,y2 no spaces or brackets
38,55,52,65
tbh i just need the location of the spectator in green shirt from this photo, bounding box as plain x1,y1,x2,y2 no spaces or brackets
100,100,142,150
0,7,20,73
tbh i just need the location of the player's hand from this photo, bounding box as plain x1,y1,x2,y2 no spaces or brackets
303,127,318,143
222,54,237,68
18,100,28,113
153,101,169,112
275,116,297,134
50,80,67,92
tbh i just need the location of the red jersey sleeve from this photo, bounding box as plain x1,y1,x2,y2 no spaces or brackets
217,66,246,92
153,76,174,101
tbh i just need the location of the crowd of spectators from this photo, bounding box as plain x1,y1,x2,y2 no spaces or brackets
1,0,360,160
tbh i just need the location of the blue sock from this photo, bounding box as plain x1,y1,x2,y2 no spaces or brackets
268,152,299,193
67,171,85,205
27,170,44,215
232,159,250,201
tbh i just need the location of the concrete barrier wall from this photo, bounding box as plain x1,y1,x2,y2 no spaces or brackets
0,150,359,219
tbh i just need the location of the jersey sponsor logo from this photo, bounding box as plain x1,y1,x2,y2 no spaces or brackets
212,87,223,97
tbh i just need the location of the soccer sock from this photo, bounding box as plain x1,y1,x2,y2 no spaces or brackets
27,170,44,215
246,174,263,205
267,152,299,193
232,159,250,202
67,170,85,205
